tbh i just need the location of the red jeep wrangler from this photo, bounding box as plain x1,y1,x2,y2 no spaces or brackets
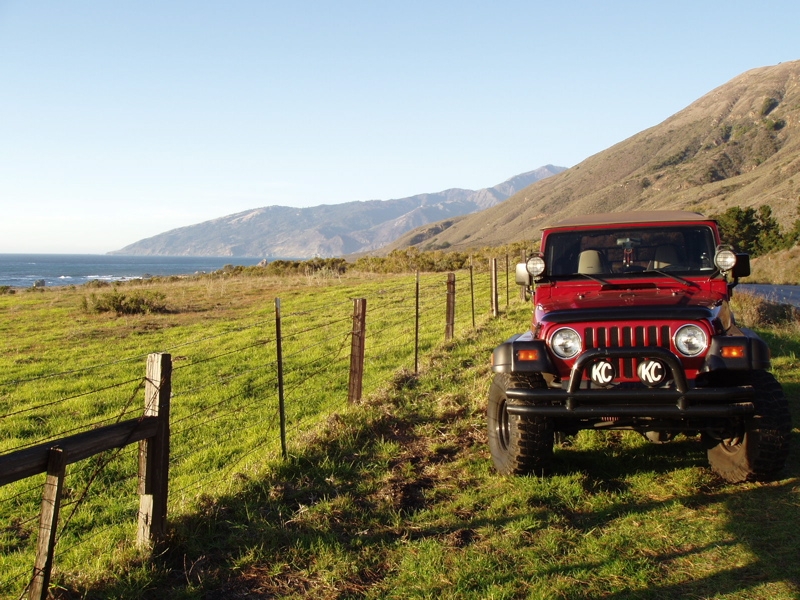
489,211,791,482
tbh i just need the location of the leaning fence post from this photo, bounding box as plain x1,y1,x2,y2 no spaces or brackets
348,298,367,403
445,273,456,340
137,352,172,548
29,447,66,600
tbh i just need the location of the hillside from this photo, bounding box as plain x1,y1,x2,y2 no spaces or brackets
109,166,565,257
387,60,800,252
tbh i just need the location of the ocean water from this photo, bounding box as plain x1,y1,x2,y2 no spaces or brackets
0,254,269,288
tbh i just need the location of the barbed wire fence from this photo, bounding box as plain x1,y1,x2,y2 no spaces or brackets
0,259,521,599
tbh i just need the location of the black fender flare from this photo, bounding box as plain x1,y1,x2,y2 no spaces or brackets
702,329,771,372
491,333,555,374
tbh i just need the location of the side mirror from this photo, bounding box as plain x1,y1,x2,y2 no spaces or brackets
728,253,750,291
732,253,750,279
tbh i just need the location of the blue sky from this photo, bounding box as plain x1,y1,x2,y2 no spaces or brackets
1,1,798,253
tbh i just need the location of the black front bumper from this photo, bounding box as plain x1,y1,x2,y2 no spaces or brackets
504,347,755,419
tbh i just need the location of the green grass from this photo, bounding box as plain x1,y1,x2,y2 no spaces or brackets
0,269,495,597
1,272,799,599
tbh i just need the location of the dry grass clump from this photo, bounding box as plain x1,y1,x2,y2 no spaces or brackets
731,291,800,328
749,247,800,284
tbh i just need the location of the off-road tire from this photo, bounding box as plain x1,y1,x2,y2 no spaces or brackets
487,372,554,475
706,370,791,482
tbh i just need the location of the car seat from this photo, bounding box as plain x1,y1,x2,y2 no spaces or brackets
650,245,680,270
577,250,608,274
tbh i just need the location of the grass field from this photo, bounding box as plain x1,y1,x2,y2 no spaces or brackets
1,273,798,599
0,269,493,597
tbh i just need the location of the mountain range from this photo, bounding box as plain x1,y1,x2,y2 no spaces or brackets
110,166,565,257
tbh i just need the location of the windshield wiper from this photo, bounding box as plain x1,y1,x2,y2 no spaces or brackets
577,273,610,286
643,269,696,287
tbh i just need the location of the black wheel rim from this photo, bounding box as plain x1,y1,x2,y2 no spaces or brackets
498,397,511,450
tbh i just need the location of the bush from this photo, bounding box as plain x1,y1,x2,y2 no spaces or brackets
215,264,244,276
765,118,786,131
84,280,111,288
0,286,14,295
88,290,169,316
731,292,799,328
760,97,779,117
712,204,794,256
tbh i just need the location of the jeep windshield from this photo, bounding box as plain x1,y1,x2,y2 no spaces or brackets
544,225,717,279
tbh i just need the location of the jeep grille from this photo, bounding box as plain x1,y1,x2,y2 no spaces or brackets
583,325,671,379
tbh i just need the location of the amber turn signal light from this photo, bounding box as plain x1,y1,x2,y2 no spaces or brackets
720,346,745,359
517,349,539,361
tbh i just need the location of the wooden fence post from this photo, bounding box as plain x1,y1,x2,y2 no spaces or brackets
491,258,498,317
348,298,367,403
29,447,66,600
469,257,475,329
505,255,510,309
137,352,172,549
445,273,456,340
275,299,287,460
414,271,420,375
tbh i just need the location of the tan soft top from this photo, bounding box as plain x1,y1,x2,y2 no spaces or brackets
545,210,710,229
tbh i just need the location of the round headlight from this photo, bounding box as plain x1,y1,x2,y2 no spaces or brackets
550,327,581,359
674,324,708,357
714,248,737,272
526,255,546,278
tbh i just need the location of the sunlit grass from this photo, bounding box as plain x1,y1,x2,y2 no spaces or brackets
0,269,494,597
2,273,798,599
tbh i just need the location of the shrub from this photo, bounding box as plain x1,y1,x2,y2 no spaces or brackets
84,280,111,288
652,146,694,170
216,264,244,276
712,204,790,256
765,118,786,131
0,286,14,295
89,290,169,316
760,97,779,117
731,292,799,328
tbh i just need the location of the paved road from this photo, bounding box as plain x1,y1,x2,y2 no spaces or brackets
739,284,800,308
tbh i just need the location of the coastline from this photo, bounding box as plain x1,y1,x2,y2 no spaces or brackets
0,254,270,289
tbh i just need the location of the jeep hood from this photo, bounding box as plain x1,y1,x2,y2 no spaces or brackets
534,283,726,313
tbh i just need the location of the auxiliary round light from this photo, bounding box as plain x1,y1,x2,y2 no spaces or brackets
550,327,581,359
714,248,737,272
674,324,708,357
526,255,546,278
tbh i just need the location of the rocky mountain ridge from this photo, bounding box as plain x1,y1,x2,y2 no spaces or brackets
110,166,565,257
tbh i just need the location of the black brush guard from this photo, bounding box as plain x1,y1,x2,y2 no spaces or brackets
505,347,755,419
